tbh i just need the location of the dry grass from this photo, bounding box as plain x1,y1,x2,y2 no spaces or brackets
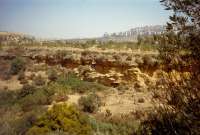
0,76,22,91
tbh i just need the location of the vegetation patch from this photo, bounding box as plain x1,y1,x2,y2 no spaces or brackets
26,104,92,135
57,73,107,93
78,93,101,113
10,57,26,75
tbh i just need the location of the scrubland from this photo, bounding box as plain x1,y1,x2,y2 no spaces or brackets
0,37,197,135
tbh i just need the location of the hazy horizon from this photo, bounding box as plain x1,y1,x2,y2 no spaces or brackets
0,0,171,39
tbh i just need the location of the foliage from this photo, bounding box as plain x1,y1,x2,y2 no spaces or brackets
10,57,26,75
46,82,69,102
88,115,139,135
96,41,158,51
143,75,200,135
18,71,25,81
18,88,49,111
26,104,92,135
142,55,159,69
159,0,200,68
1,71,12,80
0,105,45,135
18,84,36,98
0,90,18,106
138,0,200,134
18,82,72,110
19,39,158,51
138,107,197,135
33,75,46,86
57,73,107,93
48,69,58,82
78,93,101,113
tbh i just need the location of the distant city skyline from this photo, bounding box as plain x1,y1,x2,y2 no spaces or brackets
0,0,171,39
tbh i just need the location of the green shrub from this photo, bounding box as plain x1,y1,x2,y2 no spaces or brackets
88,115,139,135
78,93,101,113
17,85,55,111
19,89,49,111
46,83,70,102
18,82,71,110
0,90,18,106
10,57,26,75
26,104,92,135
48,82,70,95
56,73,90,93
57,73,106,93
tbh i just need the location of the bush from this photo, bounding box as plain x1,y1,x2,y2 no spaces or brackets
143,55,158,68
18,84,36,98
2,71,12,80
88,115,138,135
18,71,25,81
46,83,69,102
78,93,101,113
57,73,106,93
33,75,46,86
138,98,145,103
19,89,49,111
0,90,17,106
48,69,58,82
0,106,45,135
138,108,195,135
20,79,28,85
19,82,71,110
17,84,58,111
10,57,26,75
26,104,92,135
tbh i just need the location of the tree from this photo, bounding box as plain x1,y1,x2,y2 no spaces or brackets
139,1,200,134
159,0,200,65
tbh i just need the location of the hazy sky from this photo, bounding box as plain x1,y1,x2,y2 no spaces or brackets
0,0,171,39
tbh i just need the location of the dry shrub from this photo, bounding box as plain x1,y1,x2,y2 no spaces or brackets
48,69,58,82
33,75,46,86
78,93,101,113
138,98,145,103
18,71,25,81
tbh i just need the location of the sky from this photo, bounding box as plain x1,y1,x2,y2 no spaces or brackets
0,0,171,39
